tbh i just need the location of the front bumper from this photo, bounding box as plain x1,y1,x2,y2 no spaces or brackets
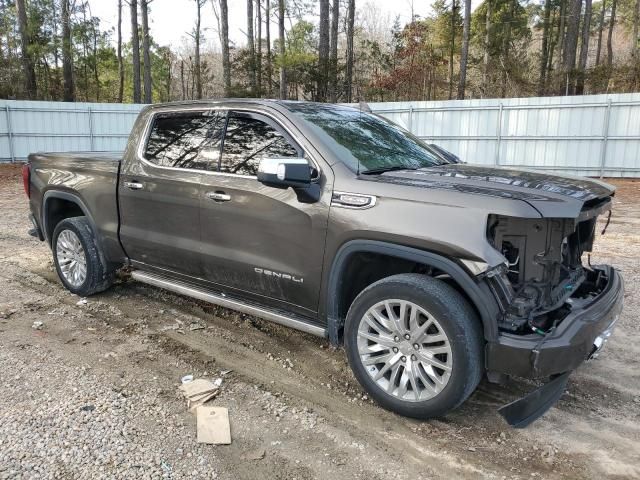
486,265,623,379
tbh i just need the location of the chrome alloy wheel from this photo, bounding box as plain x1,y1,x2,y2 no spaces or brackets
357,299,453,402
56,230,87,288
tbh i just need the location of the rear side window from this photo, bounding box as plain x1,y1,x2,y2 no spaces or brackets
220,113,300,176
144,111,225,170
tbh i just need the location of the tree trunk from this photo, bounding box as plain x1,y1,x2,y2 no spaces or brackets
576,0,592,94
329,0,339,102
558,0,567,67
265,0,272,96
633,0,640,88
562,0,582,95
278,0,287,99
607,0,617,68
130,0,142,102
61,0,74,101
16,0,37,98
345,0,355,102
117,0,124,102
318,0,330,101
457,0,470,99
448,0,456,99
219,0,231,96
538,0,552,95
141,0,152,103
595,0,606,65
256,0,262,95
483,0,491,96
181,60,186,100
247,0,257,94
194,0,202,99
606,0,617,89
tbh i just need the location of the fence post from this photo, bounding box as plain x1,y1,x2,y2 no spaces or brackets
494,103,503,166
599,99,612,179
408,105,414,133
88,106,95,151
5,105,15,162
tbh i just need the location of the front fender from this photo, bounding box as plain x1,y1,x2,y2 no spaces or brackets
324,239,500,345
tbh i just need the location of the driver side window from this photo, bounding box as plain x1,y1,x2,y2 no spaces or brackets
220,113,300,176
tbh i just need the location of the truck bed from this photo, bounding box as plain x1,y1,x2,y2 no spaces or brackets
28,151,125,264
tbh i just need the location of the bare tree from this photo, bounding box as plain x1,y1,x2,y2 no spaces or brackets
329,0,339,102
448,0,457,99
256,0,262,95
538,0,552,95
130,0,142,103
595,0,606,65
61,0,74,101
278,0,287,99
607,0,617,74
141,0,153,103
247,0,257,94
117,0,124,102
265,0,272,96
576,0,592,94
15,0,37,98
192,0,205,99
562,0,582,95
482,0,491,96
215,0,231,95
318,0,330,101
457,0,470,99
345,0,355,102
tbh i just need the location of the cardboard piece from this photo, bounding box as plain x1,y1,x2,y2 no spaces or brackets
197,406,231,444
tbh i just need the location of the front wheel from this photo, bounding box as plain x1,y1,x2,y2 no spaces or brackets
52,217,114,297
344,273,484,419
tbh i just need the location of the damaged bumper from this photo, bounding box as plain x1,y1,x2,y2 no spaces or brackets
486,265,623,379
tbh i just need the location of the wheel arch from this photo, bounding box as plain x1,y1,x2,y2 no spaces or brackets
42,190,98,246
324,240,499,345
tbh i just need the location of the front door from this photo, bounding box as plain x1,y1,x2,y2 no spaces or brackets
199,110,331,316
119,109,226,279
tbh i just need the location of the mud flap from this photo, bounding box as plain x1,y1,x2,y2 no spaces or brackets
498,372,571,428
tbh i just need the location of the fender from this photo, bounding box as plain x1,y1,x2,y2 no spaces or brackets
42,190,99,244
325,239,500,345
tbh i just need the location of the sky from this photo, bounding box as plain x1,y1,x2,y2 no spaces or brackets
88,0,436,52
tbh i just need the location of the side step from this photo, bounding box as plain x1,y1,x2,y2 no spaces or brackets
130,270,327,338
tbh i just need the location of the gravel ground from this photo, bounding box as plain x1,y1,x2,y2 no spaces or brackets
0,163,639,479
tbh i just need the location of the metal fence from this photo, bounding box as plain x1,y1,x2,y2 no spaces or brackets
0,100,142,163
370,92,640,178
2,94,640,177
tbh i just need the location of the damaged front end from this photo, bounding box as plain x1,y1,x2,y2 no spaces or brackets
486,195,613,337
482,196,624,427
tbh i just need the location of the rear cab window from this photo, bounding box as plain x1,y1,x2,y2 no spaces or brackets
143,110,226,170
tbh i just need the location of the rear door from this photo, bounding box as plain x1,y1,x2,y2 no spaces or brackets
199,109,331,316
118,109,225,279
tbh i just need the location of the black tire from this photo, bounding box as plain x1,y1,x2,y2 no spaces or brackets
52,217,114,297
344,273,484,419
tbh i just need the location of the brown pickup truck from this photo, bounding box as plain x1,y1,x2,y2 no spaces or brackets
23,99,623,426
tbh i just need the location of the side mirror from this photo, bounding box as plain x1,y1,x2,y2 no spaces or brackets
257,157,312,189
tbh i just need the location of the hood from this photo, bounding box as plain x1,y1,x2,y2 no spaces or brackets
370,164,615,218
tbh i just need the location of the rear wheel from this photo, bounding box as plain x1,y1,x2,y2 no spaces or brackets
344,273,484,419
52,217,114,297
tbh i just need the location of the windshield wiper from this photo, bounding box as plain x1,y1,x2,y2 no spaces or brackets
360,166,418,175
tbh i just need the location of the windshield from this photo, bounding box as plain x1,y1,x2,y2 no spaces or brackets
285,103,450,173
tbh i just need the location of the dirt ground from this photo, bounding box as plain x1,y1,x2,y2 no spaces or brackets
0,162,639,479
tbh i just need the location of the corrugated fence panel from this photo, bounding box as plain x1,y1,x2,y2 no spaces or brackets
369,93,640,177
2,95,640,177
0,100,143,162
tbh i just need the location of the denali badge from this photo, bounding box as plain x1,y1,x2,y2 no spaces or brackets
254,267,303,283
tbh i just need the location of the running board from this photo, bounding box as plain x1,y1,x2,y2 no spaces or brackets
131,270,327,338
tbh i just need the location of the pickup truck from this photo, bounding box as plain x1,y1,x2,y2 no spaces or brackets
23,99,623,426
